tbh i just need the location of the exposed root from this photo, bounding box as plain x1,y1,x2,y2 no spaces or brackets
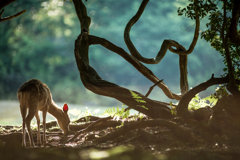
93,119,195,143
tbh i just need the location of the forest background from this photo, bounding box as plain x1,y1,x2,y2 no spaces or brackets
0,0,225,107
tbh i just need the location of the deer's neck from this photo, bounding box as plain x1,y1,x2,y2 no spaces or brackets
48,101,63,120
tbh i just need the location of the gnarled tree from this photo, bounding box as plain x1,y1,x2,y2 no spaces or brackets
72,0,239,125
72,0,201,119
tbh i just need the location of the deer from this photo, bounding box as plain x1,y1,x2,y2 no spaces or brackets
17,79,70,147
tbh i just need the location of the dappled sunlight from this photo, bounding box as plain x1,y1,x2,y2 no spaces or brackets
41,0,64,17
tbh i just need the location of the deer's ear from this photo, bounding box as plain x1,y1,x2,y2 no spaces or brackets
63,103,68,113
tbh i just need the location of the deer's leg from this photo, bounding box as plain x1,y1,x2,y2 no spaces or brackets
35,111,41,146
26,106,37,147
20,106,27,147
42,109,48,145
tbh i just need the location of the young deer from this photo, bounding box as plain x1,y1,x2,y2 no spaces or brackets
17,79,70,147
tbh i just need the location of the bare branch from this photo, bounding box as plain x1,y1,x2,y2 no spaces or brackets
124,0,199,94
75,33,173,119
0,9,26,22
124,0,199,64
0,0,26,22
72,0,91,32
145,79,163,97
0,0,16,10
179,55,188,94
184,0,200,54
0,9,4,17
88,35,181,100
167,0,200,55
177,74,230,119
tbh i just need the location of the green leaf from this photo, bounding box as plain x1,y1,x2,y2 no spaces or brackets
171,109,177,116
135,99,146,103
141,105,148,110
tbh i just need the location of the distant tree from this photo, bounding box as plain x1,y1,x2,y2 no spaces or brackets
0,0,82,102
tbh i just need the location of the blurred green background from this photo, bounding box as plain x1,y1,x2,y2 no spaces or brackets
0,0,224,107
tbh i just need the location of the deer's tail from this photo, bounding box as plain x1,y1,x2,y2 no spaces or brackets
18,91,27,106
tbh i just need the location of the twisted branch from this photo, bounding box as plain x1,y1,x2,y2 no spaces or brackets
124,0,199,62
72,0,183,120
88,35,181,100
0,0,26,22
75,33,173,119
124,0,199,94
0,9,26,22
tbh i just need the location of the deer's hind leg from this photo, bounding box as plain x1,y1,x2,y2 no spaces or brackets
35,112,42,146
20,105,27,147
26,98,38,147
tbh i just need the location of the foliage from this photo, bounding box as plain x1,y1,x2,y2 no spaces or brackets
70,107,101,123
178,0,240,78
131,112,145,121
129,90,148,110
0,0,81,101
188,93,218,110
102,106,130,121
102,105,146,128
211,84,229,99
178,0,217,19
102,106,130,127
170,101,177,116
173,85,228,112
47,125,61,132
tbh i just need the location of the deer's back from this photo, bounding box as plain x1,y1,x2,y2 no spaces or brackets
17,79,52,110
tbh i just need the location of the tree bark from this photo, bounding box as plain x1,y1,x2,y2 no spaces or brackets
72,0,175,119
75,33,173,119
177,75,229,118
229,0,240,45
222,0,240,96
88,35,181,100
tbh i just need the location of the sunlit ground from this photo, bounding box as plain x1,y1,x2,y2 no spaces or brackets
0,100,138,125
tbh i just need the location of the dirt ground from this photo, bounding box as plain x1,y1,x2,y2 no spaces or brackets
1,100,240,160
1,119,240,160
